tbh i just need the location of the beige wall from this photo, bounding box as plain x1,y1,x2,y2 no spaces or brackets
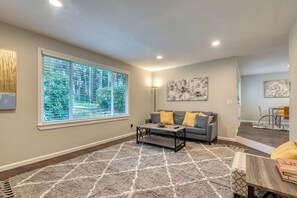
0,22,152,167
289,19,297,140
152,57,239,138
241,72,289,121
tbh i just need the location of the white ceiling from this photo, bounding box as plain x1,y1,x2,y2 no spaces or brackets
238,46,289,76
0,0,297,72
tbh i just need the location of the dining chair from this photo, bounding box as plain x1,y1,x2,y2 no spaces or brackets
275,106,285,127
280,106,289,130
257,106,275,126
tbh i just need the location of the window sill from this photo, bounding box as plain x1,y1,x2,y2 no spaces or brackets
37,115,130,131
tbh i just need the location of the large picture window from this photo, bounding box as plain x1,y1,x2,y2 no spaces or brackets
40,50,128,126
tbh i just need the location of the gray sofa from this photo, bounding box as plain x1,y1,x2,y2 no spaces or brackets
145,110,218,144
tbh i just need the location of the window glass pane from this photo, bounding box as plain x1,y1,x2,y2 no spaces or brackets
42,52,128,124
73,63,112,119
43,56,70,122
113,72,127,115
95,69,113,117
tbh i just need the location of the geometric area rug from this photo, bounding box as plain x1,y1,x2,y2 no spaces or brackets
2,140,244,198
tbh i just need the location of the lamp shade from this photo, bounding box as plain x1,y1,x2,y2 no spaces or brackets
153,79,162,88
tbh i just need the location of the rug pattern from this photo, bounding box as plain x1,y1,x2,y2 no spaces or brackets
6,141,244,198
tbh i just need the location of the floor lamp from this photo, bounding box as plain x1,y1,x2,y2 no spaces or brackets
152,86,158,112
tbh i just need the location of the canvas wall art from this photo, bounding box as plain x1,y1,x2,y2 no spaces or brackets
167,77,208,101
0,49,17,109
264,80,289,98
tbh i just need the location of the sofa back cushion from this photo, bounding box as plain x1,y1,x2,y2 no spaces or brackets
150,113,160,123
154,110,217,125
211,113,218,123
192,111,212,116
158,110,173,112
182,112,198,127
173,111,186,125
160,111,174,125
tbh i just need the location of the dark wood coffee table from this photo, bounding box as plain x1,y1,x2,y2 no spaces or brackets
136,123,186,152
246,155,297,198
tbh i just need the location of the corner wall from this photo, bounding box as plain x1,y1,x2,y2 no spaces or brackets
289,19,297,140
152,57,239,139
0,22,152,167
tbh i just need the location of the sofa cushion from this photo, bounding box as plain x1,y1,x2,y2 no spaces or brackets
186,127,207,135
194,116,209,129
160,111,174,125
158,110,173,112
173,111,186,125
182,112,198,127
150,113,160,124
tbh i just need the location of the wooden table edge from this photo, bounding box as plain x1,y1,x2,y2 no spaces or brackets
246,155,297,198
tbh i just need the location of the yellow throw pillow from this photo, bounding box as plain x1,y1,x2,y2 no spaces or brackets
182,112,198,127
160,111,174,125
271,141,297,160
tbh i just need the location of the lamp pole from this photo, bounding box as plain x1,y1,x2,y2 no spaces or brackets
152,87,157,112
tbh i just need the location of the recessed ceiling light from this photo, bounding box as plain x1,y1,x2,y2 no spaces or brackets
49,0,63,7
212,40,220,47
156,55,163,60
287,65,290,68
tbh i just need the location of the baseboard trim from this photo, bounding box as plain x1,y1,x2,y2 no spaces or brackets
0,132,135,172
241,120,270,124
217,136,236,142
236,135,275,155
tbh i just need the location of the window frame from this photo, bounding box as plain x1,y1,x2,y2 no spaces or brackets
37,48,130,130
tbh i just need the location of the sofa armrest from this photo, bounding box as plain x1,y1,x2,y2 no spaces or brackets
145,119,152,124
206,122,217,141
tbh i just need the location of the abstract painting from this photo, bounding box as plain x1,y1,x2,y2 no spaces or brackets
0,49,17,109
264,80,289,98
167,77,208,101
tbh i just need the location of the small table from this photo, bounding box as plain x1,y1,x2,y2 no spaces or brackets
136,123,186,152
246,155,297,198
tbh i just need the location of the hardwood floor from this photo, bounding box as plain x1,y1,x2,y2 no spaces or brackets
237,122,289,148
0,135,268,181
213,139,269,157
0,136,134,181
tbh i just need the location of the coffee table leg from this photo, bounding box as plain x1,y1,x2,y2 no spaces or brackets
136,127,139,144
184,129,186,146
146,128,150,136
248,185,254,198
174,133,177,152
